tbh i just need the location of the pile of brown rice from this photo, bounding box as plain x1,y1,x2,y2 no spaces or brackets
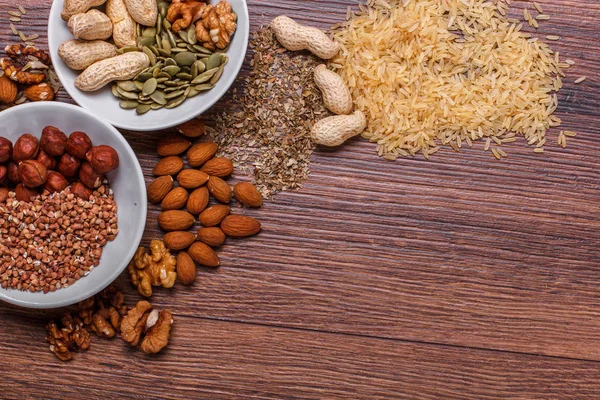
331,0,571,159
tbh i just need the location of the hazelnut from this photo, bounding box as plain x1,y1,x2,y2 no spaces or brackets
58,153,81,178
71,181,93,200
7,162,19,184
0,187,8,203
15,183,38,202
18,160,48,187
0,165,6,184
12,133,40,162
86,145,120,174
43,171,68,193
36,150,57,170
79,162,104,189
40,126,67,157
0,137,12,163
66,131,93,159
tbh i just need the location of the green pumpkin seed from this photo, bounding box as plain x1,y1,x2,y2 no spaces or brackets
150,90,167,105
149,45,160,56
178,30,189,43
157,84,167,89
191,62,199,79
138,98,154,105
142,78,158,96
151,103,165,110
111,85,121,98
155,34,162,49
157,71,171,79
206,53,222,70
166,29,177,48
165,90,185,99
156,76,169,83
210,64,225,84
195,60,206,73
200,56,210,66
137,23,142,38
186,87,200,98
184,86,192,97
117,86,139,100
176,42,189,49
221,54,229,66
133,81,145,90
139,37,156,48
177,81,189,87
157,48,171,57
162,18,171,31
136,104,152,114
165,58,177,67
165,94,186,109
117,80,138,92
117,45,140,54
195,83,214,91
136,72,153,82
120,100,139,109
142,27,156,38
192,45,213,55
164,82,181,89
158,1,169,16
152,68,161,78
157,15,162,35
187,26,197,45
191,67,218,84
162,38,172,52
176,72,193,80
142,47,156,65
170,47,187,53
162,65,180,76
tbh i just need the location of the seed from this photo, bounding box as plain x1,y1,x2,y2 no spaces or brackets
156,77,169,83
206,53,222,70
111,84,122,98
19,31,27,41
150,90,167,105
187,87,200,98
119,100,139,109
192,45,213,55
153,68,161,78
117,80,138,92
8,10,21,17
176,72,193,80
25,41,35,46
117,45,139,54
27,34,39,41
177,42,189,49
150,45,160,56
195,60,206,73
192,68,218,84
137,23,142,38
536,14,550,20
546,35,560,41
139,37,156,49
164,82,181,89
162,18,172,31
195,83,214,91
117,86,139,100
165,89,185,99
18,6,26,14
137,103,152,114
178,30,189,43
143,77,158,95
191,62,199,79
9,17,21,22
165,57,177,67
162,65,181,77
143,27,157,38
10,23,17,35
575,76,587,84
165,94,186,108
143,46,156,65
157,15,162,35
171,47,187,53
174,51,196,66
210,64,225,84
184,86,192,97
14,95,26,104
187,26,197,45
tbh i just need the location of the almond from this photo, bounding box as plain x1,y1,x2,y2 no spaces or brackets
233,182,263,207
220,215,261,237
157,210,195,232
177,169,209,189
200,157,233,177
188,242,220,267
177,251,197,285
187,186,209,215
199,204,230,227
177,119,206,138
187,142,218,167
24,83,55,102
153,156,184,176
197,227,226,247
164,231,197,250
157,136,192,156
0,75,17,104
161,187,189,210
147,175,173,204
207,176,231,203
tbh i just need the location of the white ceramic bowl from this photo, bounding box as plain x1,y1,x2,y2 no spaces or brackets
0,102,147,309
47,0,249,131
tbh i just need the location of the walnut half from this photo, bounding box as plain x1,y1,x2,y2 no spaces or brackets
120,301,174,354
140,310,174,354
128,240,177,297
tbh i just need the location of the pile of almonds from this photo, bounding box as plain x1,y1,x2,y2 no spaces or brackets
140,119,262,292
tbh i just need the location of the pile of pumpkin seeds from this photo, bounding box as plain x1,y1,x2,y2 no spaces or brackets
110,1,231,114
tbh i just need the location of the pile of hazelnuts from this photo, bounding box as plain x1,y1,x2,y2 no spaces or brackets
0,126,120,202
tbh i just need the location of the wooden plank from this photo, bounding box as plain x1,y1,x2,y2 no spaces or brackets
1,312,600,399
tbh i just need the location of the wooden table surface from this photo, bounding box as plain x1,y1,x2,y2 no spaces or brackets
1,0,599,398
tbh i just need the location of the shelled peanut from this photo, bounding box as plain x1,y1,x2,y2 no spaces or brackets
131,119,262,296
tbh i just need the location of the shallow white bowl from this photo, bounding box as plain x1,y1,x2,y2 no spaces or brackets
47,0,249,131
0,102,147,309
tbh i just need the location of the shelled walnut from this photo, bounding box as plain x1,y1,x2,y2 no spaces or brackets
121,301,174,354
128,240,177,297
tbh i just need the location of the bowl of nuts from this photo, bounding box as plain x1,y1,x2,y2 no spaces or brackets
0,102,147,309
47,0,249,131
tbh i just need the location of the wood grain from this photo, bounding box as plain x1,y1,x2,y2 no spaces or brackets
0,0,599,398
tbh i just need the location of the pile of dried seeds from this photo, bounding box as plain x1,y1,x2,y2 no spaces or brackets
208,27,331,198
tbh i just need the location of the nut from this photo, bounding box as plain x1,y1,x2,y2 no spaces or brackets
188,242,220,267
177,169,209,189
158,210,195,231
62,0,108,21
177,119,205,138
24,83,56,102
90,313,116,338
86,145,120,174
0,187,8,203
233,182,263,208
7,162,19,183
0,137,12,163
0,75,17,104
140,309,173,354
207,176,231,203
36,150,58,170
41,126,68,157
43,171,69,193
15,183,38,202
161,187,189,210
75,52,150,92
68,9,113,41
199,204,230,227
120,300,152,346
176,252,196,285
157,136,192,157
147,175,173,204
71,181,93,199
79,162,104,189
163,231,196,250
200,157,233,177
58,39,118,71
220,215,261,237
271,15,340,60
0,165,6,184
58,153,82,177
186,186,209,215
124,0,158,26
106,0,137,48
196,227,226,247
128,241,177,297
314,64,353,115
186,142,218,167
66,131,93,159
18,160,48,188
311,111,367,147
13,133,40,162
153,156,184,176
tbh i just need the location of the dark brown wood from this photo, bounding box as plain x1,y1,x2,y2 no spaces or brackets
0,0,600,398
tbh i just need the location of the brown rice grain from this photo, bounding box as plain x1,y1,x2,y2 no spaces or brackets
575,76,587,84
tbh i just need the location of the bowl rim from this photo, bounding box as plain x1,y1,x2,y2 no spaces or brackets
0,102,147,309
47,0,249,132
